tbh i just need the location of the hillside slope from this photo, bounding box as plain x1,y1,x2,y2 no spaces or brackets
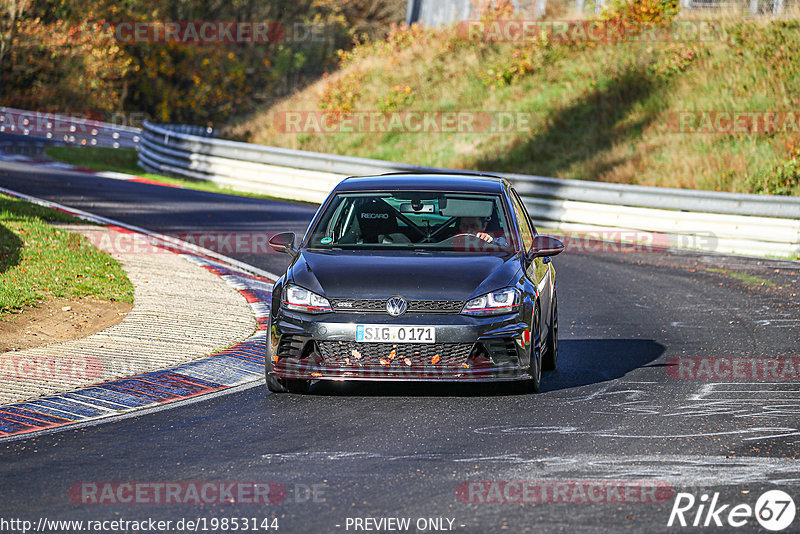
225,5,800,195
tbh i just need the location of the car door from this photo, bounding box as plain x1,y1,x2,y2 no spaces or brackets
509,187,551,340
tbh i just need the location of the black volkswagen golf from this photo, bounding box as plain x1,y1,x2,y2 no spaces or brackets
266,173,564,393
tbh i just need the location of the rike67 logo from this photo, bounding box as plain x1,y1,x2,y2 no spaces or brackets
668,490,796,531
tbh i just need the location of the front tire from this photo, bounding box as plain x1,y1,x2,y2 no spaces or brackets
524,304,542,393
542,290,558,371
265,322,311,394
266,370,310,394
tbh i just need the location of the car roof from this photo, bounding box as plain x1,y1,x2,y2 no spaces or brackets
334,172,510,194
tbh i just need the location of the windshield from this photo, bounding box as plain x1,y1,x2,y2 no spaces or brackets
306,192,515,252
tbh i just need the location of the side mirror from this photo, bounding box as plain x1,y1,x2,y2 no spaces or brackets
269,232,297,256
530,235,565,258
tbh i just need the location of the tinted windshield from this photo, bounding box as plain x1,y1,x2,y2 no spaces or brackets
306,192,514,252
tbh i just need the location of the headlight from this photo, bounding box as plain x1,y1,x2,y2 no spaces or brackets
461,287,520,316
282,284,332,314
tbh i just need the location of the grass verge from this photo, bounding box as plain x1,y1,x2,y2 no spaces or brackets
44,146,310,202
704,268,777,287
0,194,134,317
225,7,800,196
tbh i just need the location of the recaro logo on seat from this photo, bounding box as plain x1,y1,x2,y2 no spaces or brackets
360,213,389,219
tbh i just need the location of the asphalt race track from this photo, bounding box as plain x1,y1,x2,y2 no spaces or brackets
1,150,799,533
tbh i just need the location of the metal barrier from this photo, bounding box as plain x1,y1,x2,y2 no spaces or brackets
406,0,797,26
0,107,141,149
139,121,800,259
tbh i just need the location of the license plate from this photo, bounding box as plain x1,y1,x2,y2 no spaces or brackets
355,325,436,344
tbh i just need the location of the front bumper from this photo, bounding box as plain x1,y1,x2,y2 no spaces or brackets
268,310,533,382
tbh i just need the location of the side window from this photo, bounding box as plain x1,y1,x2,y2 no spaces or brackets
509,190,533,252
512,189,537,235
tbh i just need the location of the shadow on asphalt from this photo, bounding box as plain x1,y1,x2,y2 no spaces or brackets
301,338,665,397
540,338,665,393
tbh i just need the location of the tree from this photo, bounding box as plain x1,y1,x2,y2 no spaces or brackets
0,0,31,98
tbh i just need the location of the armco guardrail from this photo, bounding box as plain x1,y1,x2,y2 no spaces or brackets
140,121,800,259
0,107,141,149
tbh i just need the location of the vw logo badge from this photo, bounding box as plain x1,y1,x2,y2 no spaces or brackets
386,296,407,317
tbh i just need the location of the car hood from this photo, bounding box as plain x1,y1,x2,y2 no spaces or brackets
289,250,520,301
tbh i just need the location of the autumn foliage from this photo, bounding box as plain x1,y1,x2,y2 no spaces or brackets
0,0,405,125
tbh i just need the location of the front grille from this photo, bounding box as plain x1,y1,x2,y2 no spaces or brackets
330,299,465,314
318,341,474,367
409,300,465,313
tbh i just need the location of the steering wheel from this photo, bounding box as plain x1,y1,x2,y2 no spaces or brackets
449,233,503,250
451,233,493,242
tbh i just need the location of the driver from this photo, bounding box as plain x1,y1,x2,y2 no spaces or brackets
458,216,494,243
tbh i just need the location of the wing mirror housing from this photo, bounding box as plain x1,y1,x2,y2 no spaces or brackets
269,232,298,256
529,235,565,259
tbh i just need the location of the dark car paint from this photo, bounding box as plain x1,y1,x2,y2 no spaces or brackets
267,174,558,384
290,250,521,301
334,174,512,194
510,187,554,346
